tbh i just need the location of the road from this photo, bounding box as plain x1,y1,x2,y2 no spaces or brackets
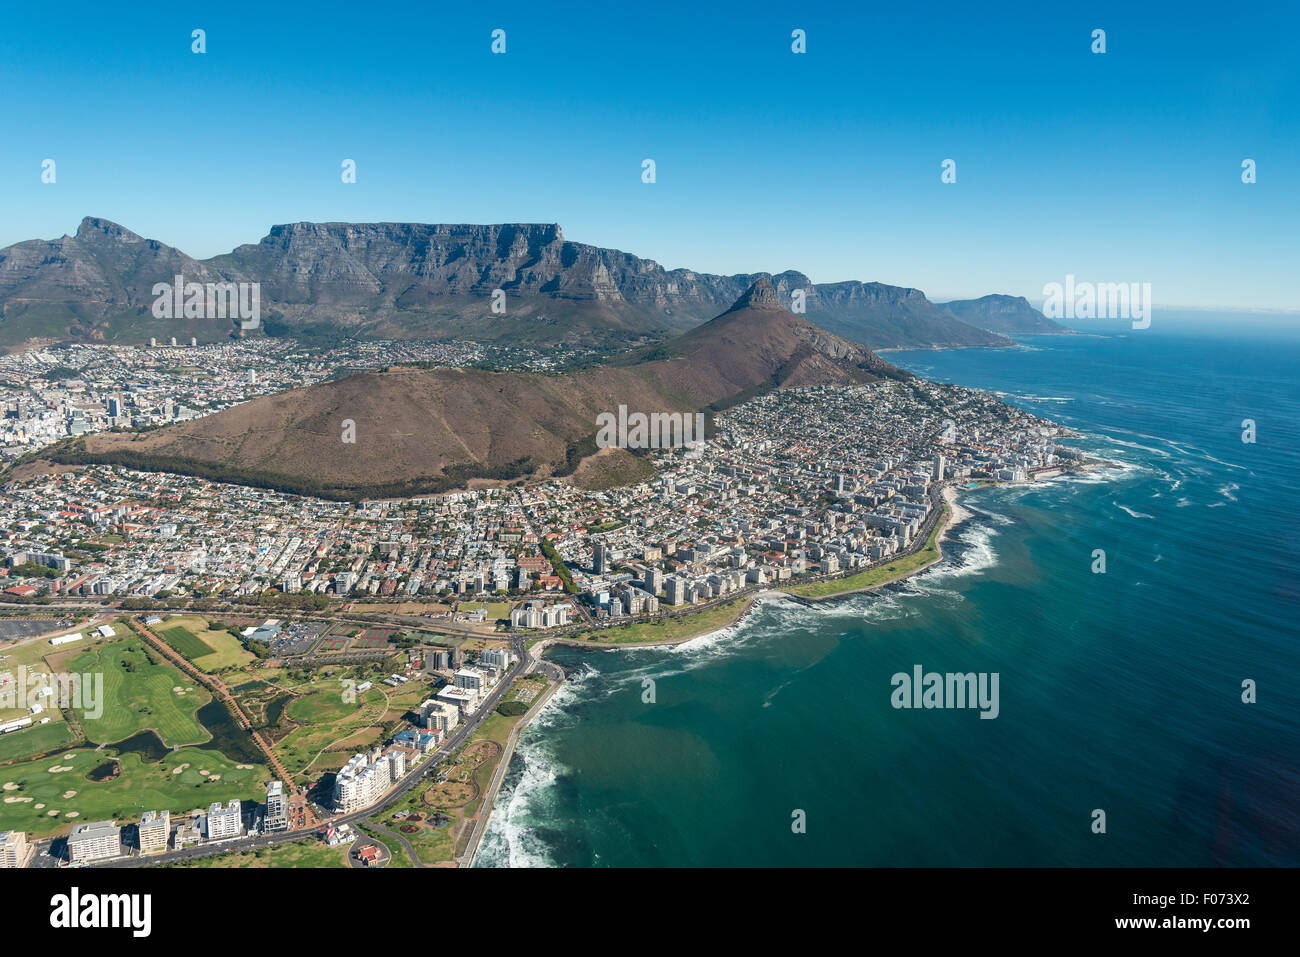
62,646,534,869
20,487,950,869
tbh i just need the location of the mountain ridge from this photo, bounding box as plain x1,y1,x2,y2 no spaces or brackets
942,293,1070,335
0,217,1015,351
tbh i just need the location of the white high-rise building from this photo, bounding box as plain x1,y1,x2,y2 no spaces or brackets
481,647,511,672
333,750,403,813
206,800,242,840
67,821,122,863
0,830,30,868
419,699,459,733
138,810,170,855
265,781,289,832
453,669,484,692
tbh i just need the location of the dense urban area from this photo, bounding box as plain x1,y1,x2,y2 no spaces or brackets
0,338,1084,870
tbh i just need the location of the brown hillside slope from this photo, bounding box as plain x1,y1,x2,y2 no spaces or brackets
56,278,909,499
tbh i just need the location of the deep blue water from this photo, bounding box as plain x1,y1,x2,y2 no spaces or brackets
478,328,1299,867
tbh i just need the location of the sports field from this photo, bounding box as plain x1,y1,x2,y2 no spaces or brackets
156,617,255,672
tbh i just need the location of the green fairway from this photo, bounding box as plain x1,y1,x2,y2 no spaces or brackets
66,639,212,747
0,721,77,765
0,746,267,839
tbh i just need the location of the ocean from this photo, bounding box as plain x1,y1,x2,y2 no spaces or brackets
476,326,1300,867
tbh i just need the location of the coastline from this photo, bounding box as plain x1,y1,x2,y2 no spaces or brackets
453,467,1106,865
459,666,564,868
468,487,972,865
530,484,976,655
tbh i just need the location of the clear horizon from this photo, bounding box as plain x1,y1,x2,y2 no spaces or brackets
3,1,1297,313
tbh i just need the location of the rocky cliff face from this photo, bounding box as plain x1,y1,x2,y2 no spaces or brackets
0,217,1013,350
0,218,225,310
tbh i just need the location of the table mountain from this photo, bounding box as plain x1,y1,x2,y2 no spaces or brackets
1,218,1011,350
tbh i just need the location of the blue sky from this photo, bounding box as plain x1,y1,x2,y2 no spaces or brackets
2,1,1296,311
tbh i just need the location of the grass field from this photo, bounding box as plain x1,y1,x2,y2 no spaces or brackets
157,618,255,672
572,596,749,645
169,837,348,868
356,824,414,868
0,721,76,765
781,505,949,599
157,623,213,660
458,601,511,622
65,638,212,747
274,681,394,782
1,634,67,724
0,746,267,839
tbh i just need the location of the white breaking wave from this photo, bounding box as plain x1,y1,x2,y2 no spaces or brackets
1114,501,1156,520
475,731,563,868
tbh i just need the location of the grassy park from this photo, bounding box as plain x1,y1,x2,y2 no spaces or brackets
169,837,349,868
570,596,749,645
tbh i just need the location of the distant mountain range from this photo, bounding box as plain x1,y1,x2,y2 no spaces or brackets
0,218,1066,351
36,278,913,500
941,294,1071,335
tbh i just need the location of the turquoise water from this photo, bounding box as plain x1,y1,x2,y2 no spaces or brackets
478,328,1300,867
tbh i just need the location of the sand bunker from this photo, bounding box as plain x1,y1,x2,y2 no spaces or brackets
47,809,59,816
47,765,72,773
61,790,77,799
65,811,79,818
207,774,221,780
236,764,254,770
3,796,32,804
34,803,44,809
2,782,17,791
172,763,190,775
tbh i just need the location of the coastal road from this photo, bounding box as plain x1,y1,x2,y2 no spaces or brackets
457,666,563,868
75,649,532,869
